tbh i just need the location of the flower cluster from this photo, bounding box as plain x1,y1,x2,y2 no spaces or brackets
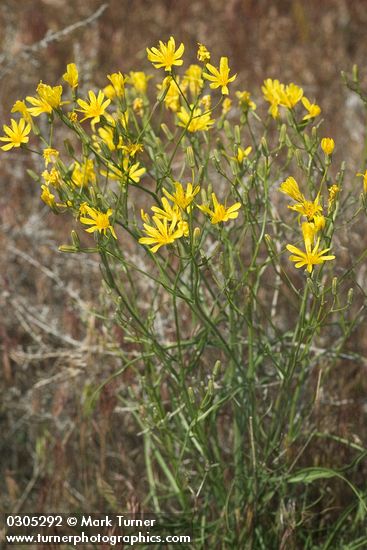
262,78,321,120
280,177,335,273
2,35,356,279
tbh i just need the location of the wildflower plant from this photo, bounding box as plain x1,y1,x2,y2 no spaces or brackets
3,39,367,547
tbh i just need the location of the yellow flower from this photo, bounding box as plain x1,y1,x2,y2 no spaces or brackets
328,184,340,212
147,36,184,71
121,142,144,157
26,82,63,116
72,159,96,187
77,90,111,124
236,146,252,163
313,214,326,232
80,206,117,239
302,97,321,120
107,72,126,99
123,159,146,183
129,71,151,94
197,43,211,63
162,181,200,211
177,105,215,132
151,197,180,222
139,215,183,253
68,111,78,123
11,100,32,123
96,126,123,151
158,76,181,112
203,57,237,95
0,118,31,151
43,147,59,167
279,83,303,108
236,90,256,112
357,170,367,194
42,167,61,187
63,63,79,88
279,177,323,221
289,195,323,220
321,137,335,156
40,184,56,208
133,97,144,116
79,202,89,215
183,64,203,97
198,192,241,224
286,239,335,273
200,94,212,111
262,79,284,118
222,98,232,115
279,177,305,203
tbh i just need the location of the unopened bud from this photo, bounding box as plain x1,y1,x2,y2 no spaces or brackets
347,288,354,306
213,360,221,378
260,136,269,156
71,230,80,248
161,123,174,141
186,145,196,168
332,277,338,296
188,387,195,404
58,245,77,253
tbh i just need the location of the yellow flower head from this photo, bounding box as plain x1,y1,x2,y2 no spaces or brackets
321,137,335,156
279,83,303,108
302,97,321,120
72,159,96,187
236,90,256,112
43,147,59,167
222,98,232,115
40,184,56,208
42,167,61,187
147,36,184,71
177,105,215,132
200,94,212,111
129,71,151,94
357,170,367,194
121,142,144,157
236,146,252,163
162,181,200,211
289,195,323,220
139,215,184,253
0,118,31,151
79,202,89,215
198,192,241,224
327,184,340,212
68,111,78,123
262,79,284,118
158,76,181,112
313,213,326,232
197,43,211,63
107,72,126,99
80,206,117,239
96,126,123,151
203,57,237,95
123,158,146,184
286,239,335,273
301,221,317,252
77,90,111,124
151,197,180,222
183,64,203,97
133,97,144,116
279,177,305,203
63,63,79,89
11,100,32,123
26,82,63,116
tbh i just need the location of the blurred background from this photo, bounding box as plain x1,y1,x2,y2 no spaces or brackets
1,0,366,515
